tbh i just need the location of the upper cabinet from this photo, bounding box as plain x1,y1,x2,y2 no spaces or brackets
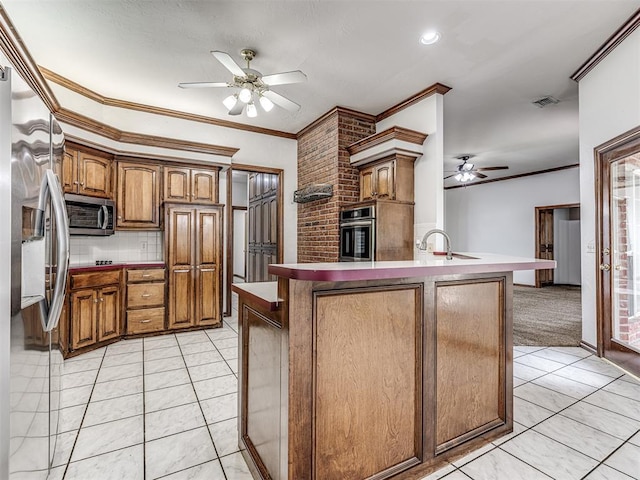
63,144,114,199
164,166,219,205
359,156,415,203
347,126,427,204
116,161,162,230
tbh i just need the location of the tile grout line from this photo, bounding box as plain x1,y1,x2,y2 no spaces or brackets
175,332,229,480
60,347,107,479
578,426,640,479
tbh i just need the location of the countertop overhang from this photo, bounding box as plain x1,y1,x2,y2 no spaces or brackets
268,253,556,282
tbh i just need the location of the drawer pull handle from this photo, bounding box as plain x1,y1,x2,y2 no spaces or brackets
140,319,152,324
142,274,151,278
141,294,152,298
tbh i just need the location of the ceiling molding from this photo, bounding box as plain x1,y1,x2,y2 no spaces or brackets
444,163,579,190
56,107,239,157
376,83,452,122
346,126,428,156
39,67,297,140
297,106,376,138
0,6,59,112
571,8,640,82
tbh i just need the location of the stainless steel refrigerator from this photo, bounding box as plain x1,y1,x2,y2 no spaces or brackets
0,58,69,479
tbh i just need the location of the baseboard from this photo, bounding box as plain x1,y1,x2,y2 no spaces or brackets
579,340,598,355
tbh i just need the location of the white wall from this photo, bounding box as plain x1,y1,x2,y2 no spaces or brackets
232,178,248,207
577,27,640,347
53,83,299,263
445,167,580,285
376,94,445,252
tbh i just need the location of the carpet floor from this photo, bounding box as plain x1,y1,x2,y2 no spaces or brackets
513,284,582,346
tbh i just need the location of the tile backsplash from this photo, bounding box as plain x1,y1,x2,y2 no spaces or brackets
69,231,163,265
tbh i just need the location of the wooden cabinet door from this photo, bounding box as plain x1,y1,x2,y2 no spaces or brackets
248,173,260,200
62,148,78,194
70,289,97,350
167,207,195,329
77,151,113,199
97,286,120,342
117,162,161,229
267,196,278,246
191,169,218,204
195,207,221,326
360,167,375,201
374,161,395,200
164,167,190,203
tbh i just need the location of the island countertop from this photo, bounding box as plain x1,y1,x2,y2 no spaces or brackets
268,252,556,282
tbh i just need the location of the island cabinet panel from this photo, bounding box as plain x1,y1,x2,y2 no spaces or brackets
313,286,423,480
242,306,283,480
434,278,508,453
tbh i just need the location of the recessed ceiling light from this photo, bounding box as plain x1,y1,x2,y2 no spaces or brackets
420,31,441,45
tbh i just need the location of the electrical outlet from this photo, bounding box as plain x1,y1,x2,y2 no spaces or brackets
426,242,434,253
140,241,147,251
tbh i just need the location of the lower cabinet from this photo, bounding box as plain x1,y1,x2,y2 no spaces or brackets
125,267,166,335
69,269,121,352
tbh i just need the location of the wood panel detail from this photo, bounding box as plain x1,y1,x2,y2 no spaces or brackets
116,162,161,229
435,279,505,451
313,285,422,480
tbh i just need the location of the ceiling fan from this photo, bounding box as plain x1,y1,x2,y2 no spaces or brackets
444,155,509,182
178,49,307,117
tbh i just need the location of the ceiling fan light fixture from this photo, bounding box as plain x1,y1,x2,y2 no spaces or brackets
259,94,274,112
222,94,238,111
239,86,252,103
420,30,441,45
246,101,258,118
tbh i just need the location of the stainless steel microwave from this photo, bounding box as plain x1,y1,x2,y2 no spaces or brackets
64,194,115,236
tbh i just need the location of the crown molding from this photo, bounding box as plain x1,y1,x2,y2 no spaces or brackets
297,106,376,138
0,6,59,112
56,107,239,157
376,83,452,122
39,67,297,140
571,8,640,82
346,126,428,156
444,163,579,190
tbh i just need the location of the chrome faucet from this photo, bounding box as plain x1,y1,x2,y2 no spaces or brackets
418,229,453,260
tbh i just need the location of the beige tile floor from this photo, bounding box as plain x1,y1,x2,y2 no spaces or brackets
46,303,640,480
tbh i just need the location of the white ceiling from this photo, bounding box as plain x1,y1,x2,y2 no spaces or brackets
3,0,639,186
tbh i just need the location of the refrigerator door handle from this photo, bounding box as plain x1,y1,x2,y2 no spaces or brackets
36,169,70,332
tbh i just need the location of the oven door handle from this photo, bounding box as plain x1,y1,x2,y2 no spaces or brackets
340,220,374,227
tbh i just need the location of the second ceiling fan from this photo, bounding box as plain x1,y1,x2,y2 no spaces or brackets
179,49,307,117
445,155,509,182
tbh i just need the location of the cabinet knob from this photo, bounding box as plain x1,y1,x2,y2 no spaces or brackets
100,298,104,302
73,181,79,185
117,216,122,219
80,182,84,186
94,299,98,303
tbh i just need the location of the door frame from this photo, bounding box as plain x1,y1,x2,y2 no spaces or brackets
224,163,284,317
534,203,579,288
595,124,640,373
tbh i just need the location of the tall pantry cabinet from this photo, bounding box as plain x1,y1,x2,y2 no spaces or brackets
165,204,223,329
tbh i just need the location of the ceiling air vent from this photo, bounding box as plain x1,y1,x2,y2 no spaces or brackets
532,96,560,108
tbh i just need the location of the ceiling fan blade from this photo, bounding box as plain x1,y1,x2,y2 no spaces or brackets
444,173,459,180
228,101,244,116
474,172,488,179
178,82,229,89
211,51,245,77
476,166,509,171
261,70,307,86
262,90,301,112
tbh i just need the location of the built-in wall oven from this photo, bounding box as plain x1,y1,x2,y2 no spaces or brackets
339,205,375,261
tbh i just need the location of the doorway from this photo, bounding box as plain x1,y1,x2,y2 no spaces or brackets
535,204,581,288
595,126,640,376
224,164,283,317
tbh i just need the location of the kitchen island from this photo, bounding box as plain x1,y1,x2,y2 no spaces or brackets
232,254,555,480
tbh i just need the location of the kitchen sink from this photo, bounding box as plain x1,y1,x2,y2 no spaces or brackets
432,252,479,260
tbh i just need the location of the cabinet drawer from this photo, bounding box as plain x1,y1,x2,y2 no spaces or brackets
127,268,165,283
126,308,165,334
127,283,165,308
70,269,120,289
